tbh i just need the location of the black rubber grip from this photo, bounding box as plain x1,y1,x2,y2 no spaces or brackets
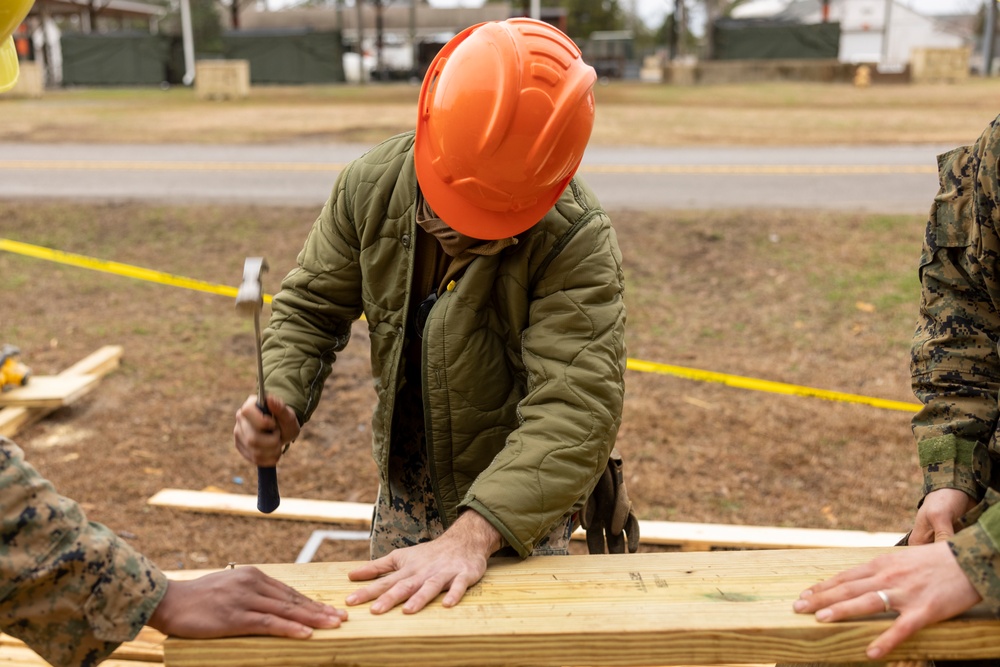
255,399,280,514
257,466,280,514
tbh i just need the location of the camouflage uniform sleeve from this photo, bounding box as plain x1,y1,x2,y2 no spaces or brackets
911,123,1000,503
950,487,1000,612
0,437,168,667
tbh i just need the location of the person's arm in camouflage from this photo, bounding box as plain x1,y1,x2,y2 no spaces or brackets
910,136,1000,545
0,437,349,667
0,436,168,666
950,487,1000,612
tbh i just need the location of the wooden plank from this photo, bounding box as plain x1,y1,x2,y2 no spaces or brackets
148,488,374,527
0,374,102,408
0,345,123,438
58,345,125,377
637,520,903,550
1,627,163,665
148,488,903,551
163,548,1000,666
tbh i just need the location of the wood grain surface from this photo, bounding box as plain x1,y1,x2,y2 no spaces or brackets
164,548,1000,666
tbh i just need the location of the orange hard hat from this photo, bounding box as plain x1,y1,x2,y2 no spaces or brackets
0,0,34,93
414,18,597,241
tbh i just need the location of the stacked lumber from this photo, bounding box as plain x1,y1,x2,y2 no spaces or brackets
163,548,998,666
0,346,123,438
147,488,905,551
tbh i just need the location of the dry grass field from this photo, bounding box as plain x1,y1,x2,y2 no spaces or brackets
1,78,999,146
0,78,994,571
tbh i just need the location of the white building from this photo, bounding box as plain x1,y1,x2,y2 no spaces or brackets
732,0,970,66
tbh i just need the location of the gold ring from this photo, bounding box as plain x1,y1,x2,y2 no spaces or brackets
875,589,891,612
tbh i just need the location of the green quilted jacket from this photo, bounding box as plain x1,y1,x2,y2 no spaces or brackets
262,132,627,556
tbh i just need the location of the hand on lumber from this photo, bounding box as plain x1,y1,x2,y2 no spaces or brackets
148,566,348,638
908,487,977,545
234,394,300,466
792,541,981,660
345,510,501,615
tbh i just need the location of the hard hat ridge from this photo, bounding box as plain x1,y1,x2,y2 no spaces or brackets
414,17,597,241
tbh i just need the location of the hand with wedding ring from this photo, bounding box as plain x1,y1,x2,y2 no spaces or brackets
792,541,982,660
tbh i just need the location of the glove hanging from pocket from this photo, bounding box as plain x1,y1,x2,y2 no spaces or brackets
580,448,640,554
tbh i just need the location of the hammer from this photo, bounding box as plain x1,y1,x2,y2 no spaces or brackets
235,257,280,514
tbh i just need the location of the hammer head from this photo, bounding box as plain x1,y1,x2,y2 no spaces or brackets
235,257,269,317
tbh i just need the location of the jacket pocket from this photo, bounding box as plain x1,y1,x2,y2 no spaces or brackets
926,145,975,254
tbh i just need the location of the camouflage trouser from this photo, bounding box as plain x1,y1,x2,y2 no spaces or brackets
370,388,573,559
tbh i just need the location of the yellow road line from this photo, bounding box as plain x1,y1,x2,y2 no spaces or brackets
0,237,920,413
0,160,348,173
0,160,937,176
579,164,936,175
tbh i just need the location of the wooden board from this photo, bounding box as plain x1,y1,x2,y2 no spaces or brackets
148,488,904,551
0,345,123,437
0,374,102,408
1,626,164,665
163,548,1000,666
147,488,374,527
637,520,903,550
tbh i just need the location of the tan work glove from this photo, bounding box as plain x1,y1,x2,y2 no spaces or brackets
580,448,640,554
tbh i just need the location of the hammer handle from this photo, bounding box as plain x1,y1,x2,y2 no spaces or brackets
255,400,281,514
257,466,280,514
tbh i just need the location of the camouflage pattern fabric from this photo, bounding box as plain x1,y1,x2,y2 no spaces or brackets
371,387,572,559
952,489,1000,615
910,115,1000,619
0,436,166,667
911,123,1000,501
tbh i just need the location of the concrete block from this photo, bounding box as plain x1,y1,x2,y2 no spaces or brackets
6,61,43,98
195,60,250,100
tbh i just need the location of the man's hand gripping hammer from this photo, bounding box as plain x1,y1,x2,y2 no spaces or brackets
235,257,280,514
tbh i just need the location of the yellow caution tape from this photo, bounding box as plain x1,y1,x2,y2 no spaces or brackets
0,238,271,303
627,358,920,413
1,237,921,412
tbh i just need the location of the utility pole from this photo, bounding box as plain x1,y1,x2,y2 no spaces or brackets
356,0,365,85
374,0,384,81
409,0,416,79
675,0,685,59
985,0,997,76
180,0,195,85
880,0,892,65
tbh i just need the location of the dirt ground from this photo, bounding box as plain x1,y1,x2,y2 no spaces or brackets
0,198,924,571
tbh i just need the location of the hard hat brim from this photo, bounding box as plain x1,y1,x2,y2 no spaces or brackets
0,37,19,93
414,146,573,241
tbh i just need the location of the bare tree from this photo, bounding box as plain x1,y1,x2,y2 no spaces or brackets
697,0,746,59
85,0,113,32
215,0,256,29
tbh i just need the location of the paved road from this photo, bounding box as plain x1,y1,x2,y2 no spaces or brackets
0,142,952,213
